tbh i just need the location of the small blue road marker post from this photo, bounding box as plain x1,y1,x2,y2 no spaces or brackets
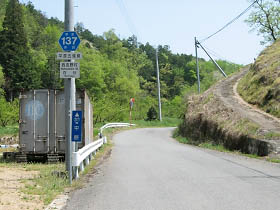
72,111,82,142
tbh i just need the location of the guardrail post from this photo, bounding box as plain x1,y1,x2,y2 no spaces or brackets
103,136,107,144
74,166,79,179
80,161,84,172
85,156,89,166
89,153,93,161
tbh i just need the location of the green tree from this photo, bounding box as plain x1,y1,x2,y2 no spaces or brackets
0,65,4,96
0,95,18,127
246,0,280,44
146,106,158,121
0,0,41,100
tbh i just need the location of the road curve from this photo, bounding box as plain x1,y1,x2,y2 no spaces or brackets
65,128,280,210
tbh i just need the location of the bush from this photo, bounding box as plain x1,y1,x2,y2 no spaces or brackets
0,96,19,127
146,106,158,121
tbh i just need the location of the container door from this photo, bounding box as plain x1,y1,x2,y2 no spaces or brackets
34,90,49,153
19,91,34,152
19,90,49,153
55,90,66,153
48,90,55,153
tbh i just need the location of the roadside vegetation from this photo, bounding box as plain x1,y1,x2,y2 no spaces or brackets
0,125,18,137
0,142,112,208
1,0,279,207
173,128,280,164
176,0,280,159
238,39,280,118
0,0,241,131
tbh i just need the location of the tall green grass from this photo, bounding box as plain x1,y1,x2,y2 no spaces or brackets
0,125,18,137
132,117,181,128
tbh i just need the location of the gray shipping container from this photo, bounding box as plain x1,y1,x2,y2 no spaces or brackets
19,89,93,154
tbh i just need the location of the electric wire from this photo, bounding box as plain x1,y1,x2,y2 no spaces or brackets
115,0,140,38
199,0,258,43
203,45,230,62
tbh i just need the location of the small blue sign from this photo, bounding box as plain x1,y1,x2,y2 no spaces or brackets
59,31,80,51
72,111,82,142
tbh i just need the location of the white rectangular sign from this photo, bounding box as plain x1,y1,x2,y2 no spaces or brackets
56,52,82,60
60,62,80,78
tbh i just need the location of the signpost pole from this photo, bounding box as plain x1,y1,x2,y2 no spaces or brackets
195,37,201,93
155,48,162,121
64,0,75,185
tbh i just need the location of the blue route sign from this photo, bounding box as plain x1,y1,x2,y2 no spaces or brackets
59,31,80,51
72,111,82,142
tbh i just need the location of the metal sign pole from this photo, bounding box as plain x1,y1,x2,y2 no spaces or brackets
155,48,162,121
64,0,75,185
195,37,201,93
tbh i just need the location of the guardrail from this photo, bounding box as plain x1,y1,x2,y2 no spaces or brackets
72,122,135,179
99,122,135,137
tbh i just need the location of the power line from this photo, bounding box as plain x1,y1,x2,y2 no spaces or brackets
199,0,258,43
203,45,229,61
115,0,140,38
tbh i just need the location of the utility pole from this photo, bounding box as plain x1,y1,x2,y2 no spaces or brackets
155,48,162,121
64,0,76,184
195,37,201,93
197,41,227,78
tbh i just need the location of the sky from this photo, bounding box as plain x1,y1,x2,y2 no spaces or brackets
21,0,266,65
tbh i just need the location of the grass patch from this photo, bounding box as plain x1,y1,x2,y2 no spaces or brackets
176,136,189,144
22,163,69,205
267,158,280,163
236,118,260,136
237,40,280,119
198,142,228,153
22,142,112,205
0,140,112,206
173,131,280,164
264,131,280,139
0,125,18,137
202,93,214,105
93,118,181,138
132,117,181,128
172,128,189,144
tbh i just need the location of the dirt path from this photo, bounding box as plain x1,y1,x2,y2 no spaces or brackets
0,166,44,210
214,67,280,133
213,67,280,153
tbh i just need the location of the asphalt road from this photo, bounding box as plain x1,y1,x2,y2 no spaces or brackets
64,128,280,210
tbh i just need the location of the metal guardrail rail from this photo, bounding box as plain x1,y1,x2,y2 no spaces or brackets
72,123,135,179
99,123,135,137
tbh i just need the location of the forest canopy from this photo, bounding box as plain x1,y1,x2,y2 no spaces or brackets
0,0,241,125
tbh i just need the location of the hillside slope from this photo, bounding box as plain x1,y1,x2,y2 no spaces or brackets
178,42,280,157
238,40,280,118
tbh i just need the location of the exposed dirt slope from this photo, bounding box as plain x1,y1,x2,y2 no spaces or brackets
215,67,280,134
179,66,280,158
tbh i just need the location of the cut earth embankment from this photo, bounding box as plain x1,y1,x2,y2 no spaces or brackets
178,66,280,158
